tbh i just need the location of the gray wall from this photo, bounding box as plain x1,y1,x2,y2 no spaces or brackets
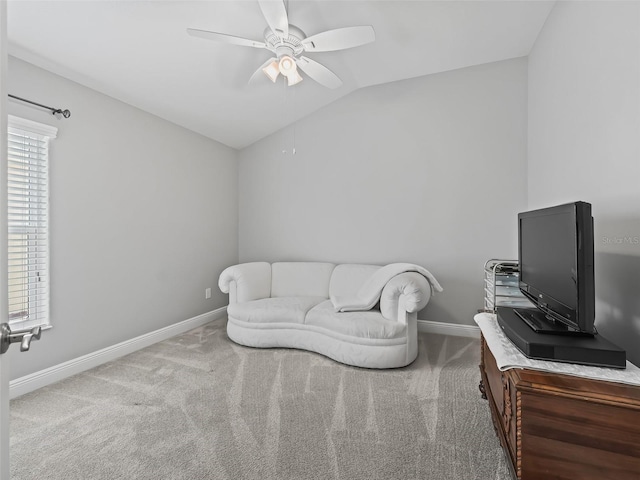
239,58,528,325
528,1,640,365
7,57,239,379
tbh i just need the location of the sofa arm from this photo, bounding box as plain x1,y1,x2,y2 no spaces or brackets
218,262,272,304
379,272,432,322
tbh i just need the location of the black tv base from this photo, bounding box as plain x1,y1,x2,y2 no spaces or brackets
497,307,626,369
513,307,593,336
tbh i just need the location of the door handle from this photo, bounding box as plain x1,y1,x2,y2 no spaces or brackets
0,323,42,354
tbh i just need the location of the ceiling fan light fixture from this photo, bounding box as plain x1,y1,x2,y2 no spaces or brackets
279,55,303,86
262,60,280,82
287,70,303,86
278,55,297,76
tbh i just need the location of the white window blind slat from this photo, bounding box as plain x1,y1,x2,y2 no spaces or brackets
7,117,56,329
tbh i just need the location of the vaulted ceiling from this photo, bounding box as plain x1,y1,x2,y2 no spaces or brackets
8,1,555,149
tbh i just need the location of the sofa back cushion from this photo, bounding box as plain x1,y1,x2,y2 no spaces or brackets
271,262,336,298
329,264,381,299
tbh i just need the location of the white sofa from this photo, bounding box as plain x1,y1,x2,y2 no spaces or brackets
218,262,440,369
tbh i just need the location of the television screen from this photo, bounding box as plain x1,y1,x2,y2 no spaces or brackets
520,210,577,309
517,201,595,335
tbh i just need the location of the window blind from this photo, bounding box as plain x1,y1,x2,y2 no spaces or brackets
7,116,57,329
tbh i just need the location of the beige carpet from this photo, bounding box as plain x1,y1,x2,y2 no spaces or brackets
10,318,510,479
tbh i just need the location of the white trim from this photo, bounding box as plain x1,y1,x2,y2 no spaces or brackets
7,114,57,139
417,319,480,338
9,307,227,399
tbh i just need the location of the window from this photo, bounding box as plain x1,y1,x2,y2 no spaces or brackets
7,115,57,329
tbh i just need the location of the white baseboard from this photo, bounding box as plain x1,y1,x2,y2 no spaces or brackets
9,307,227,399
417,319,480,338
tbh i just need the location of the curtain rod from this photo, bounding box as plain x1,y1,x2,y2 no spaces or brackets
8,94,71,118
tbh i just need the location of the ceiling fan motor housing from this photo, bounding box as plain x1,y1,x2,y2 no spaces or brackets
264,25,306,59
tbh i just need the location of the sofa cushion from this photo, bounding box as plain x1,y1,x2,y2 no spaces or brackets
271,262,335,298
329,264,381,299
228,296,326,324
305,300,406,340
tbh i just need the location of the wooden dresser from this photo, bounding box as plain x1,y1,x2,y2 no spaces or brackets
479,335,640,480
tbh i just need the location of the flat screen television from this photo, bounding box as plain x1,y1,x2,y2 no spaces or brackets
515,201,595,336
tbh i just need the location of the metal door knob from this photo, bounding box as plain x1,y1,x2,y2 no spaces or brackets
0,323,42,354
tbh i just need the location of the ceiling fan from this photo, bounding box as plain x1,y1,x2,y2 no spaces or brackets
187,0,375,89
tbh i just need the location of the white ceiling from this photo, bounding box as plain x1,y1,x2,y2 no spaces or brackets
7,0,555,150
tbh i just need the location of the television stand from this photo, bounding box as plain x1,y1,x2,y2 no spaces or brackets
513,308,590,335
479,333,640,480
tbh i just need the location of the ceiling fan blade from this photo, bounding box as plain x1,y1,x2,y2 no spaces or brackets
258,0,289,38
302,26,375,53
296,56,342,89
249,57,278,84
187,28,267,49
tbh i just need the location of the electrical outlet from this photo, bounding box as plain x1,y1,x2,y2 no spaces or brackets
205,288,212,299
